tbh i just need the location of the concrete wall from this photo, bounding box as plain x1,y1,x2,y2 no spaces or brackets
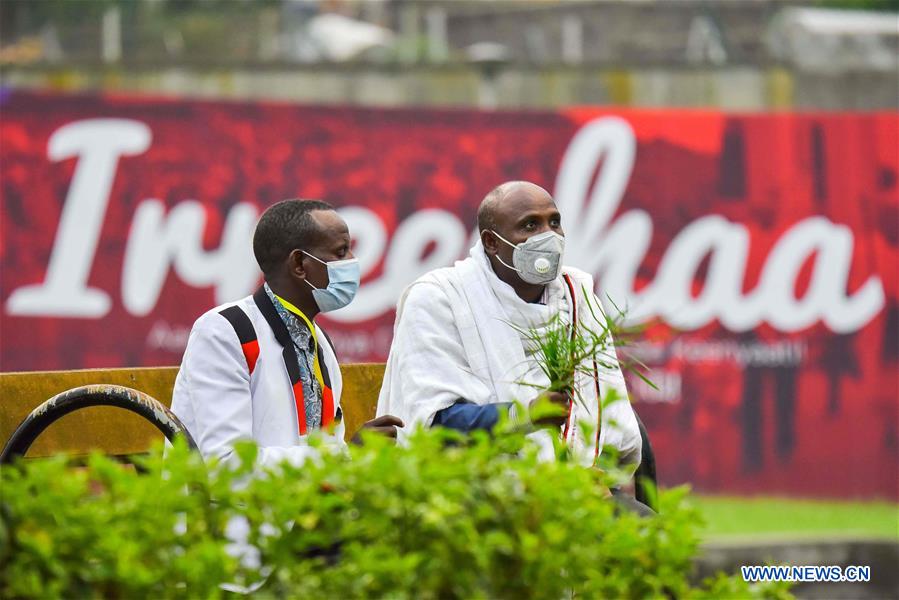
2,63,895,110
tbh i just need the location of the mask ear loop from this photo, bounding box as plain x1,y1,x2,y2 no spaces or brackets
301,250,326,290
301,250,327,264
482,230,523,275
495,254,521,274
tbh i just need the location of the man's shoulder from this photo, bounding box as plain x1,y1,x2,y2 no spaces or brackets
405,266,460,297
179,296,256,363
191,295,256,336
399,267,462,315
561,265,595,288
416,265,462,285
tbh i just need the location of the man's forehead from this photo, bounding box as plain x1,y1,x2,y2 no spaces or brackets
310,209,349,235
303,210,349,250
496,186,558,221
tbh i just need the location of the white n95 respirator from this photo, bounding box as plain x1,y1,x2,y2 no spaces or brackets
488,230,564,285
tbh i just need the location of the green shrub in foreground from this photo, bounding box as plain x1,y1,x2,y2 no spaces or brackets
0,428,791,599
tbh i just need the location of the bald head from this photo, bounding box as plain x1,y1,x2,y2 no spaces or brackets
477,181,555,233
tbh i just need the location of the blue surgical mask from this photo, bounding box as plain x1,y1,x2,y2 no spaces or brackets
302,251,361,312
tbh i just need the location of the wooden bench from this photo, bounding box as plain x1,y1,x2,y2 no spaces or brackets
0,365,385,458
1,364,659,510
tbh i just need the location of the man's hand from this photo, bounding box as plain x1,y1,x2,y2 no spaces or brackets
528,390,570,428
351,415,404,445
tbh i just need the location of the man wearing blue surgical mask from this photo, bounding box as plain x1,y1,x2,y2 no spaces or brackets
378,182,643,481
172,199,402,469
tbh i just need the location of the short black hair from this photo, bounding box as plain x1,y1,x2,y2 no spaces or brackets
253,199,334,276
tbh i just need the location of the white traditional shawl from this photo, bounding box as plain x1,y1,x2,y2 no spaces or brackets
377,241,642,467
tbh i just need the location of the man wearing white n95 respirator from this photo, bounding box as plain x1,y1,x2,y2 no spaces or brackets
377,181,643,480
171,199,402,469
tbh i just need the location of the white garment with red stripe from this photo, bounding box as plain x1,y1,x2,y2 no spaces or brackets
171,294,345,469
377,240,641,468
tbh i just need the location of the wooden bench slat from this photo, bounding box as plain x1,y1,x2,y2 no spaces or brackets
0,364,386,458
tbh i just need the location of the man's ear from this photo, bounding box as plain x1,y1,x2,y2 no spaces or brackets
287,249,307,280
481,230,498,255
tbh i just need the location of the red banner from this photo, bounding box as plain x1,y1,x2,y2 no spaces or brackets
1,92,896,499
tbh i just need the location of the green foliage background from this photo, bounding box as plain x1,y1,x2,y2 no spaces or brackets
1,429,790,599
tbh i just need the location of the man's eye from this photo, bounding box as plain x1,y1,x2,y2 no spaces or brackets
524,222,536,230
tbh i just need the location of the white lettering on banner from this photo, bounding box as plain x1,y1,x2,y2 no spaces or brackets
4,116,885,334
628,339,807,368
122,200,259,316
653,216,753,330
6,119,151,317
627,370,681,404
554,117,884,333
327,208,467,321
758,217,883,333
146,320,192,353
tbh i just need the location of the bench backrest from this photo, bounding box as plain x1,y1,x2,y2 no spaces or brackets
0,364,385,458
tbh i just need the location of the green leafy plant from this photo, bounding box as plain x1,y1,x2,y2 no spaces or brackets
0,428,790,599
509,288,654,408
